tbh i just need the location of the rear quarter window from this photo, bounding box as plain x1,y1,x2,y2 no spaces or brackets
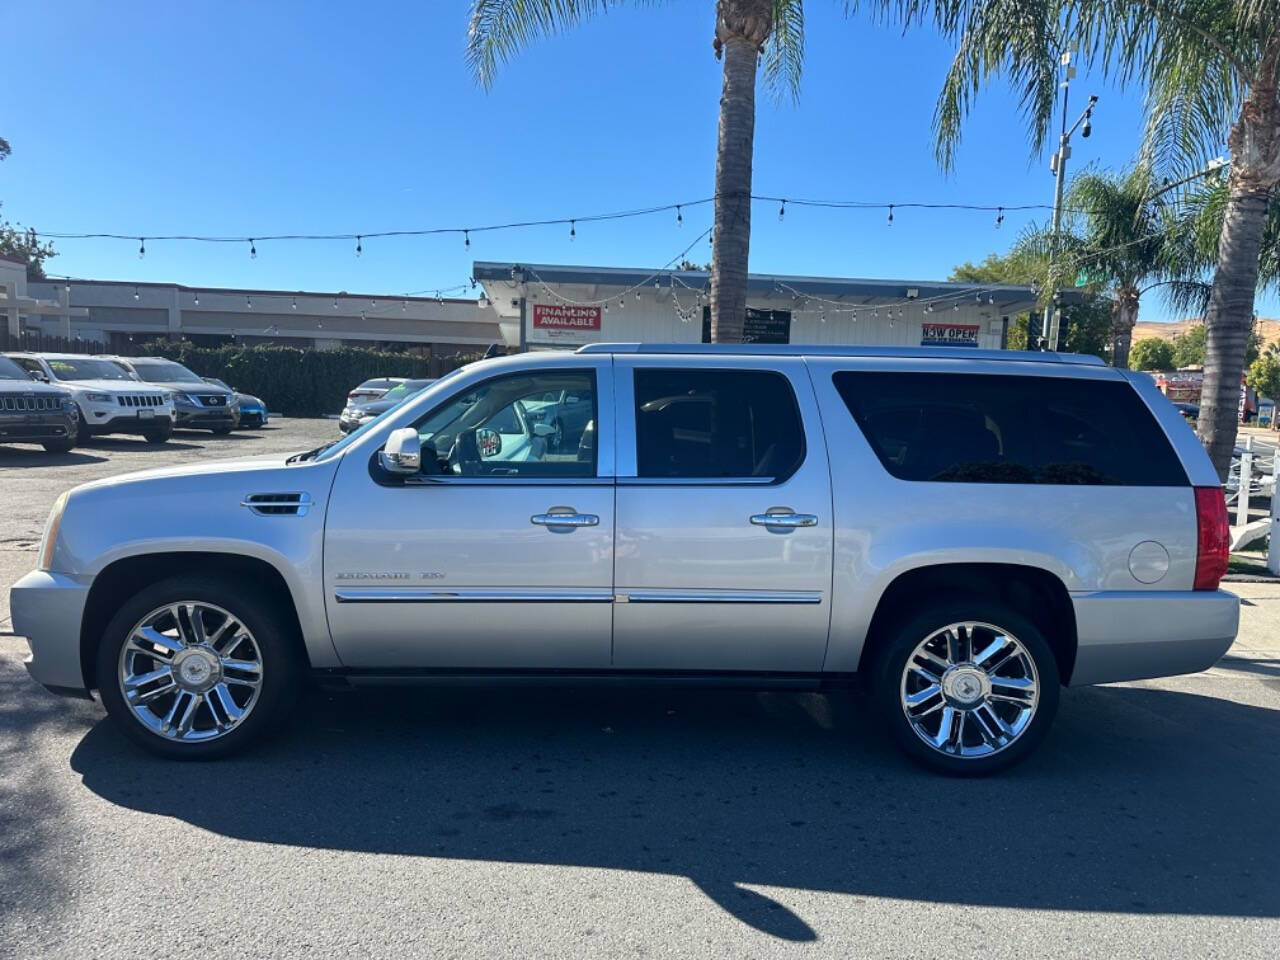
832,371,1188,486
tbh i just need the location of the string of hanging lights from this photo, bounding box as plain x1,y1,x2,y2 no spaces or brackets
36,192,1112,261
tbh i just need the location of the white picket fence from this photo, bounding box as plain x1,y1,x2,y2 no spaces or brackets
1226,436,1278,573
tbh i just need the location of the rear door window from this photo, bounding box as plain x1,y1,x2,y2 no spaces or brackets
633,369,804,481
832,371,1187,486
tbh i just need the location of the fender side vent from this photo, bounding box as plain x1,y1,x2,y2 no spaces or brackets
241,492,312,517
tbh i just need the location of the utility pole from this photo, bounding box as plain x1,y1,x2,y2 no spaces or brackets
1041,50,1097,351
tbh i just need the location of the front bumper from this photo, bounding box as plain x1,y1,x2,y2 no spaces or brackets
10,569,93,695
0,412,76,443
85,412,174,435
175,408,237,428
1069,589,1240,686
238,407,267,426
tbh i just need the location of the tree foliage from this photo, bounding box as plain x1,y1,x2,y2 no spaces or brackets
948,247,1112,359
1169,321,1264,368
1128,337,1176,370
1247,350,1280,400
0,206,56,280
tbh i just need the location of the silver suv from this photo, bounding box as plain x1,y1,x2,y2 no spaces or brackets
11,344,1238,774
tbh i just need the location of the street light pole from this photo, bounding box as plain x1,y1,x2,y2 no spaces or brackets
1041,51,1097,351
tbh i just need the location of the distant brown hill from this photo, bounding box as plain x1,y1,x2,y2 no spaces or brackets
1132,317,1280,353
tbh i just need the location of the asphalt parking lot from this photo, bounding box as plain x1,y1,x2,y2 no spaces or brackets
2,418,1279,959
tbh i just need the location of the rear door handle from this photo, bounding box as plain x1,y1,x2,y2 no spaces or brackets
750,511,818,528
531,512,599,527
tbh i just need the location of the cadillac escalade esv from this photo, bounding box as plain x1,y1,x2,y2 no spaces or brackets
11,344,1239,774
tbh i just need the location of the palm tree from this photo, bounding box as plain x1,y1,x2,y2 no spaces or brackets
1015,165,1173,368
857,0,1280,479
466,1,804,343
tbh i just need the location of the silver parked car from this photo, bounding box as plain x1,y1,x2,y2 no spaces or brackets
345,377,408,406
337,378,435,434
11,344,1238,774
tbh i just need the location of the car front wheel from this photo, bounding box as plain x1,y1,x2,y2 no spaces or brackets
871,601,1060,776
96,576,300,759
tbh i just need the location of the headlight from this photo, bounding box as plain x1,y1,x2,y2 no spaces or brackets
39,491,69,572
84,392,111,403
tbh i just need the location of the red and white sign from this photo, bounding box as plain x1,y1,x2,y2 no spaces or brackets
921,322,980,347
533,304,602,330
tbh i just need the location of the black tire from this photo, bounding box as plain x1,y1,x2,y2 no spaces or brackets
96,575,302,759
42,437,75,453
141,422,172,444
869,600,1060,776
211,426,233,435
75,406,92,444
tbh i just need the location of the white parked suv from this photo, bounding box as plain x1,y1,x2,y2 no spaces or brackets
11,344,1238,773
6,352,175,444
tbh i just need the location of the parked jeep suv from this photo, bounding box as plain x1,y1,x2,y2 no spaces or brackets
11,344,1238,773
6,352,175,444
0,354,78,453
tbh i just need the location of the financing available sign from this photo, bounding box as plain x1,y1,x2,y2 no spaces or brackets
921,322,980,347
532,304,602,331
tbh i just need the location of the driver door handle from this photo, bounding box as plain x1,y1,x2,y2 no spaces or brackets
750,510,818,528
531,512,599,527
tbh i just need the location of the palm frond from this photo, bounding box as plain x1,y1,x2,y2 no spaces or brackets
763,0,806,103
467,0,654,89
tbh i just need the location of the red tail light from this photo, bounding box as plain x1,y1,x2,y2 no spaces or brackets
1193,486,1229,591
347,391,358,399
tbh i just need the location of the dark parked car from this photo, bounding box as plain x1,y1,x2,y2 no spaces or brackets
0,354,78,453
346,377,407,405
204,378,269,428
106,356,239,433
338,378,435,433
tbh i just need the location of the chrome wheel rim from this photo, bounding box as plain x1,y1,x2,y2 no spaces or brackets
899,621,1039,759
117,601,263,742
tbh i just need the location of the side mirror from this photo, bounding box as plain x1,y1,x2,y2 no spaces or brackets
378,427,422,475
532,422,556,438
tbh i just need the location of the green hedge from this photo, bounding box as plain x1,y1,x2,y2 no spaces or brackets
137,342,444,417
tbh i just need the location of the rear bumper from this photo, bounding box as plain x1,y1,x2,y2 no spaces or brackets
1069,589,1240,686
9,569,92,694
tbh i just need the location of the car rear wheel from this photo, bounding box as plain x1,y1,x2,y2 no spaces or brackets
211,425,233,435
42,438,75,453
96,576,301,759
870,601,1060,776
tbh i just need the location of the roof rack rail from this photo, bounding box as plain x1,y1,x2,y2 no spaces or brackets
575,342,1106,366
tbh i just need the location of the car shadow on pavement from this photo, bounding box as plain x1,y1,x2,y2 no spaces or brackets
0,449,108,467
79,437,204,452
68,683,1279,940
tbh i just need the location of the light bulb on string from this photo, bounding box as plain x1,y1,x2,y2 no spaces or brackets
249,239,257,259
291,297,297,310
464,230,471,249
138,238,146,259
887,205,894,226
133,287,140,301
333,298,339,310
371,300,377,309
401,301,407,312
995,207,1005,229
604,302,609,313
954,303,960,312
778,200,786,222
618,297,625,310
247,296,253,309
569,220,576,242
193,293,199,306
355,236,363,257
676,205,683,227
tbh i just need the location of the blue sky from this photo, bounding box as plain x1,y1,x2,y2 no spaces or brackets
5,0,1276,322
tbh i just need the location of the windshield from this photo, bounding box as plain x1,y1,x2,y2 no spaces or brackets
0,356,32,380
46,357,133,381
130,360,205,384
310,367,469,463
379,379,435,402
